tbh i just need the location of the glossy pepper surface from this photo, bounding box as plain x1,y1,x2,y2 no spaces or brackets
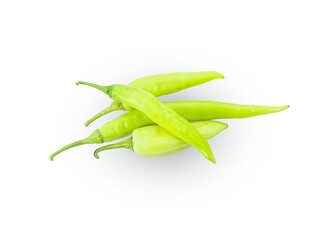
49,101,288,160
85,71,224,126
76,82,217,163
94,121,228,158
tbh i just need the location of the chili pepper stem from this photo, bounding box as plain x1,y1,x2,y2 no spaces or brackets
94,138,133,159
84,101,122,127
49,140,84,161
49,129,104,161
76,81,114,96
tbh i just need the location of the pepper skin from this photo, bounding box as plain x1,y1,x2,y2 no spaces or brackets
94,121,228,158
84,71,224,126
49,101,288,160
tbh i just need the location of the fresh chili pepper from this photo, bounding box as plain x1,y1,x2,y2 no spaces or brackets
49,101,288,160
94,121,228,158
75,82,217,163
84,71,224,126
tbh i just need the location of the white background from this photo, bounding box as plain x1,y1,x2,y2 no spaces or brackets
0,0,328,239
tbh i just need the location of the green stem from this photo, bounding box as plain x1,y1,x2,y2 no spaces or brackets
94,138,133,159
49,140,85,161
49,130,104,161
76,81,114,96
84,101,123,127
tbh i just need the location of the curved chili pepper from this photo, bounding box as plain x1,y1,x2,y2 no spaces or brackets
94,121,228,158
84,71,224,126
49,101,288,160
75,82,217,163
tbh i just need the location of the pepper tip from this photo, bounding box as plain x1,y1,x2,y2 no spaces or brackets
215,72,225,79
280,105,290,111
209,156,216,164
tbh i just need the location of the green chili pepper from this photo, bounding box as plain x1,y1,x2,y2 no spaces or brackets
94,121,228,158
75,82,217,163
84,71,224,126
49,101,288,160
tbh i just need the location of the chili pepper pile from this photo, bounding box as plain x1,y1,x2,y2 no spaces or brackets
50,71,288,163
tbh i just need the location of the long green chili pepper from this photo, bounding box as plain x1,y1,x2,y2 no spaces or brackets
94,121,228,158
84,71,224,126
75,82,217,163
49,101,288,160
